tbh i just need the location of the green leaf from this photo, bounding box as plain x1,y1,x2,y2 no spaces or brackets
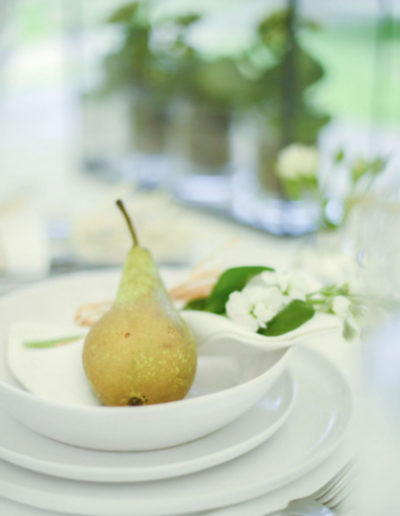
259,299,315,336
318,283,350,297
24,335,83,349
333,148,345,164
351,157,369,183
281,177,302,200
107,2,139,24
205,266,274,314
184,298,208,311
370,156,388,175
173,14,202,27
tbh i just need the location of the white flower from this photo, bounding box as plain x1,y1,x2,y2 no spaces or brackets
331,296,351,320
276,143,318,180
258,270,321,300
226,285,286,332
287,271,322,300
343,313,360,339
226,291,259,332
252,303,272,326
258,271,290,293
331,295,360,340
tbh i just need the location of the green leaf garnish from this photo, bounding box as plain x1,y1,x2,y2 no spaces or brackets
185,266,274,314
206,266,274,313
184,297,208,311
259,300,315,336
184,267,318,337
107,2,139,24
24,335,83,349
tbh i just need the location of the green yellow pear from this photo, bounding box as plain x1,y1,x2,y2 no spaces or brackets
82,200,197,406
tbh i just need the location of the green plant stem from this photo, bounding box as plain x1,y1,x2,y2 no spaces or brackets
116,199,139,247
24,335,83,349
308,298,327,305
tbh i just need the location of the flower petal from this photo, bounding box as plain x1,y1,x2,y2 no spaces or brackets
332,295,351,320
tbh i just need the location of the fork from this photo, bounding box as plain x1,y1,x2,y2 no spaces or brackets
267,459,356,515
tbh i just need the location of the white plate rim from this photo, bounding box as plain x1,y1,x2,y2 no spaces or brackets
0,372,296,482
0,347,353,516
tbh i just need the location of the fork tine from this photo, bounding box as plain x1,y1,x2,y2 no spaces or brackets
329,481,355,511
317,460,356,507
265,459,357,516
314,459,355,502
325,464,356,508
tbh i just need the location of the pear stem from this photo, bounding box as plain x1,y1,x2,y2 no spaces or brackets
116,199,139,247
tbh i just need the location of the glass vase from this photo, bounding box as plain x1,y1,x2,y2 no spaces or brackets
169,98,233,207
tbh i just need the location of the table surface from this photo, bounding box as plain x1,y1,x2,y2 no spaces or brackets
1,203,399,515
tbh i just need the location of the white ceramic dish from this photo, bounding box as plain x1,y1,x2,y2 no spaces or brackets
0,438,355,516
183,310,340,351
0,347,352,516
0,270,291,451
0,371,295,482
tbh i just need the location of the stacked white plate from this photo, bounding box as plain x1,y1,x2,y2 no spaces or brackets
0,271,353,516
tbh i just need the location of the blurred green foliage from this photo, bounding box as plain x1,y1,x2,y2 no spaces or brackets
101,1,253,110
301,19,400,126
246,7,330,148
100,0,330,150
14,0,58,41
10,1,400,127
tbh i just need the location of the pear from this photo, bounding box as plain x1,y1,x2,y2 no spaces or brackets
82,200,197,406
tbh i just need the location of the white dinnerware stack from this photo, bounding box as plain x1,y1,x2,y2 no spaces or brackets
0,270,354,516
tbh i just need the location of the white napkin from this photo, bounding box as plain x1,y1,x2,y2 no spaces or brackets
7,323,98,406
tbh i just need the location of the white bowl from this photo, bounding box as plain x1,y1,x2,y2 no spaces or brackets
183,310,340,351
0,270,291,451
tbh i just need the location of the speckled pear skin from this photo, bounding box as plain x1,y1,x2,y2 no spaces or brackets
82,247,197,406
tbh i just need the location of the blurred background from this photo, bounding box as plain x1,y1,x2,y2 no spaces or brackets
0,0,400,282
1,2,400,513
